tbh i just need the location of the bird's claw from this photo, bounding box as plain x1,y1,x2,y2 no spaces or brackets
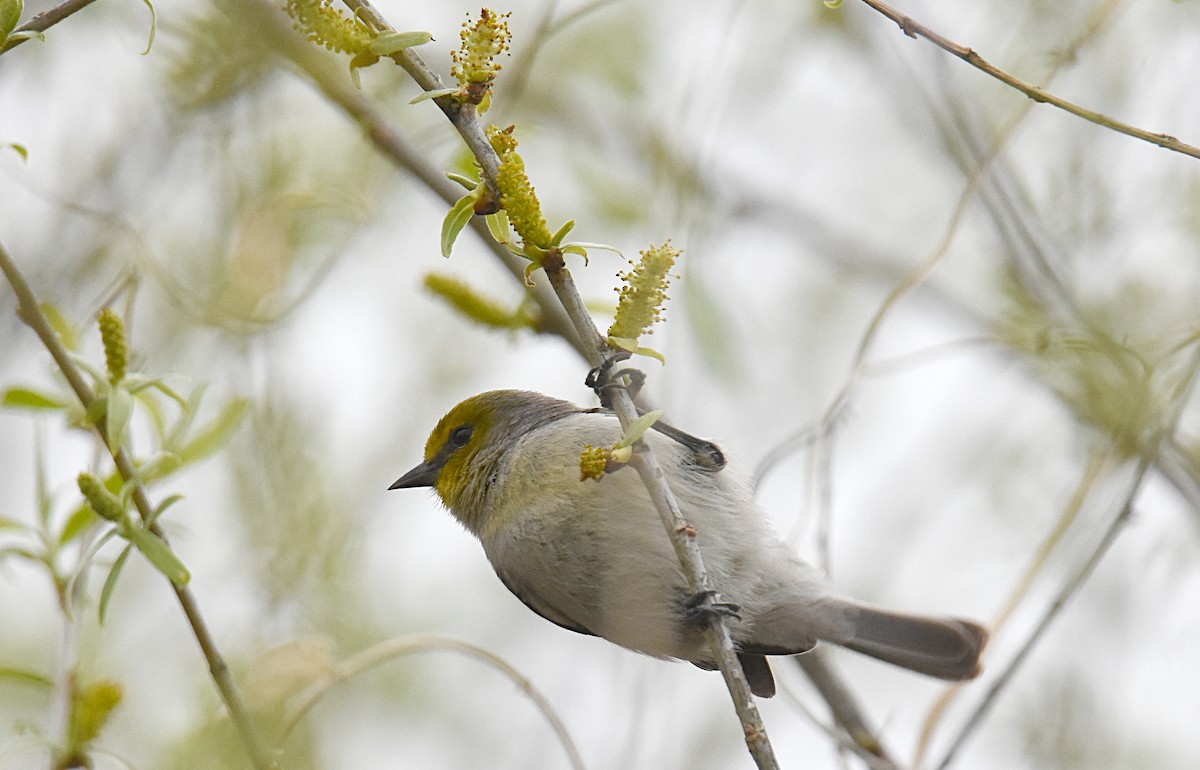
684,589,742,627
585,352,644,407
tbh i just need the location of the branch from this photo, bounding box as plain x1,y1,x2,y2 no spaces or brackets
0,239,275,770
0,0,101,54
283,635,585,770
331,2,778,765
856,0,1200,161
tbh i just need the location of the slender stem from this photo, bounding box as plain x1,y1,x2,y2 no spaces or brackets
0,0,101,54
283,635,586,770
856,0,1200,161
543,259,778,769
0,240,275,770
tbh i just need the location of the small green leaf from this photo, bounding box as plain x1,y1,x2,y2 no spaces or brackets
0,666,53,690
98,544,133,625
2,386,67,411
633,346,666,364
146,493,183,527
562,241,622,258
138,453,182,485
40,303,78,351
368,30,433,57
105,387,134,450
615,409,664,449
3,29,43,44
0,0,22,40
607,335,640,352
175,398,247,465
123,525,189,586
59,504,98,545
0,545,42,565
411,87,458,105
441,192,477,257
0,515,27,531
447,172,479,190
139,0,156,55
549,219,576,247
4,143,28,162
486,210,512,245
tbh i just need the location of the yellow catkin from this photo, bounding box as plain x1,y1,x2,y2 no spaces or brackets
97,308,127,384
488,125,553,249
451,9,512,89
284,0,373,55
424,273,524,329
609,242,681,340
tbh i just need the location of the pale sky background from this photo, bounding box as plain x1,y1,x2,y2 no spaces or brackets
2,1,1200,768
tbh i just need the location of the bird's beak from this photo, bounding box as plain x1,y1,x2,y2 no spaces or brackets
389,461,440,490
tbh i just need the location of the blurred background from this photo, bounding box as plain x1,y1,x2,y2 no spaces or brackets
2,0,1199,768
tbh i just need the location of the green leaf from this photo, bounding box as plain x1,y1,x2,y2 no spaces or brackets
446,171,479,190
633,346,667,364
123,525,189,586
174,398,248,465
0,666,53,690
139,0,156,55
0,545,42,565
98,545,134,626
486,210,512,245
615,409,665,449
105,386,134,450
2,386,67,411
0,0,22,40
0,514,28,531
3,29,43,44
40,303,78,351
4,143,28,161
411,87,457,105
549,219,576,247
59,504,98,545
147,494,184,527
562,241,622,258
441,192,477,257
368,30,433,57
138,453,182,485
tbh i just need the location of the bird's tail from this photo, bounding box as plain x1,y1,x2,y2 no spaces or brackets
836,604,988,680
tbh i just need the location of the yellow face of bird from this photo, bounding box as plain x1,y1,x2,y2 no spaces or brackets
392,390,581,532
420,393,499,512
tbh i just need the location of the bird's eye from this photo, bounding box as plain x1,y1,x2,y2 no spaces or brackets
449,425,473,448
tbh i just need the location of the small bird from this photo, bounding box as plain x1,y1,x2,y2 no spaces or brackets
391,389,987,697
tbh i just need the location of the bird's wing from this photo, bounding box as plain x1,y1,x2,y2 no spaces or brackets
494,568,598,638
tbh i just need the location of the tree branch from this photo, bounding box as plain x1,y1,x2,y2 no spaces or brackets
856,0,1200,161
0,0,101,54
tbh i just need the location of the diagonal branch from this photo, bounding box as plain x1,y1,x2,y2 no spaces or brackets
1,0,101,54
856,0,1200,161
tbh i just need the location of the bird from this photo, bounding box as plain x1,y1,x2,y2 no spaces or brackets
391,389,987,697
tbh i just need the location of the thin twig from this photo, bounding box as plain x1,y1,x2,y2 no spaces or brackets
282,634,586,770
0,0,101,54
329,2,778,765
0,239,275,770
856,0,1200,161
794,651,899,769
